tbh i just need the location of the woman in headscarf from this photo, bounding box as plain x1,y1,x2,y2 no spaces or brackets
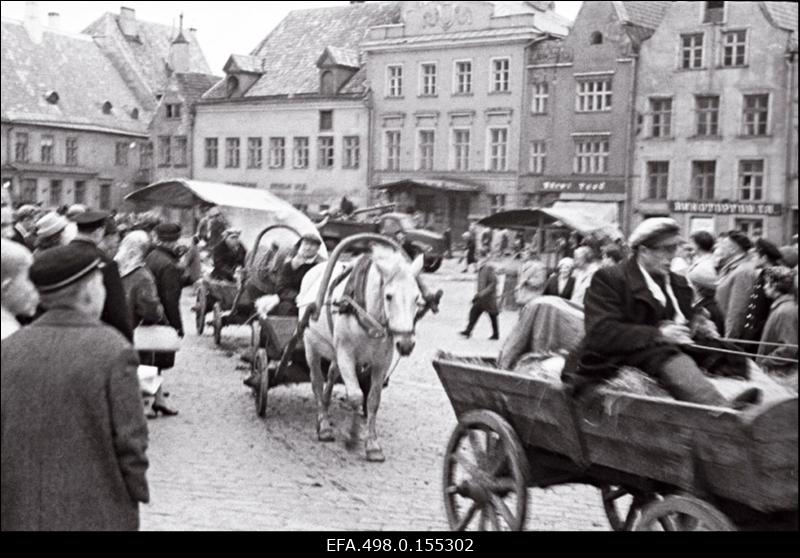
115,230,178,418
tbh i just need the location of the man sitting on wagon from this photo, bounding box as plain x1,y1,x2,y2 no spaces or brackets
270,234,326,317
562,218,761,408
211,229,247,283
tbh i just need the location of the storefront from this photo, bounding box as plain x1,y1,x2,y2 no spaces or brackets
668,201,784,241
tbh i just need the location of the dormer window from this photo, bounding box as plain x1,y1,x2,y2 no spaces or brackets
102,101,113,114
320,71,335,95
130,108,139,120
166,103,182,119
226,75,239,97
590,32,603,45
703,1,725,23
44,91,60,104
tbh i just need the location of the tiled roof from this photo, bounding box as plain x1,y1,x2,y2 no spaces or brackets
1,19,148,135
614,1,673,29
243,1,402,97
174,73,221,104
339,67,368,95
363,26,544,48
762,2,798,38
323,46,360,69
225,54,263,74
83,13,212,98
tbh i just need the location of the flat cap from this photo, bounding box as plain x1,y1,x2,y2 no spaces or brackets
155,222,182,242
66,204,88,219
14,204,38,220
629,218,682,249
726,231,753,253
35,212,69,239
74,210,111,230
30,244,104,293
755,238,782,265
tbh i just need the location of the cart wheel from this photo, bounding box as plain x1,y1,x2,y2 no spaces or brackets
250,321,263,374
212,302,222,346
633,495,736,531
443,410,528,531
194,286,207,335
254,349,269,418
601,486,655,531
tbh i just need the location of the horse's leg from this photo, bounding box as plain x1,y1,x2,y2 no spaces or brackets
306,338,333,442
323,362,338,412
365,350,394,462
334,347,363,452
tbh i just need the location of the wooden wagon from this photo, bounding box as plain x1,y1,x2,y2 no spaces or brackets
432,353,798,531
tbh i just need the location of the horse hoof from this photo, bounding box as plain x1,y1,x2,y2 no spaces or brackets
318,429,334,442
366,449,385,462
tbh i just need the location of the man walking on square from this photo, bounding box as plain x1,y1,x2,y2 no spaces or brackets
460,248,500,340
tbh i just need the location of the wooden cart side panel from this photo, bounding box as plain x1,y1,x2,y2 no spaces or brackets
261,317,301,358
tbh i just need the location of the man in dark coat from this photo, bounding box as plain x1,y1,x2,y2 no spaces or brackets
211,229,247,282
543,257,575,299
271,235,324,317
563,218,760,407
460,249,499,340
70,210,133,341
145,223,185,340
740,238,783,353
2,245,149,530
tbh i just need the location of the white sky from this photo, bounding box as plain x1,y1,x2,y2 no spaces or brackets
0,1,583,74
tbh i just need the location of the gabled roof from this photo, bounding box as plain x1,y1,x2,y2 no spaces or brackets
762,1,798,42
224,54,264,74
318,46,360,69
83,12,212,99
613,1,673,30
1,19,148,135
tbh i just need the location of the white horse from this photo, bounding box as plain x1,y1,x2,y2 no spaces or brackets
298,245,424,462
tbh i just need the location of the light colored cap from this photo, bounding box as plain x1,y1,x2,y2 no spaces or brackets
35,212,68,239
629,218,681,249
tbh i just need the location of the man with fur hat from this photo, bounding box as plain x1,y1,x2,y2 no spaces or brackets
70,210,133,341
145,223,185,340
563,218,760,408
11,204,38,250
714,231,759,338
1,244,149,530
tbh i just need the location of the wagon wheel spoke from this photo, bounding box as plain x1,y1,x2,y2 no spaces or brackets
658,516,679,531
467,430,487,462
450,450,482,479
489,494,516,529
454,502,478,532
478,506,488,531
603,487,628,502
487,477,516,494
487,506,502,531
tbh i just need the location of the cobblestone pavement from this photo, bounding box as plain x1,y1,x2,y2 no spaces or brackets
140,258,609,531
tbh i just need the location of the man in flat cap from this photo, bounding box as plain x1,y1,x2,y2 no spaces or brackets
146,223,185,341
211,228,247,283
1,244,149,530
714,231,759,339
563,218,760,408
271,233,325,317
11,204,38,250
70,210,133,341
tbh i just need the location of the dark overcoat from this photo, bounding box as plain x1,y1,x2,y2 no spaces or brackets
145,245,184,337
70,238,133,341
1,309,149,531
474,262,499,315
543,274,575,299
211,240,246,282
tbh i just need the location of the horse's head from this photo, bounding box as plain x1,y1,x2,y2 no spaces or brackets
370,245,424,357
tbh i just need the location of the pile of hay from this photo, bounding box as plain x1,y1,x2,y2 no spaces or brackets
604,367,669,398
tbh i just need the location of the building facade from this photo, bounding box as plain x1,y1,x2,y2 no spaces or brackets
363,0,569,236
522,1,670,234
632,1,798,242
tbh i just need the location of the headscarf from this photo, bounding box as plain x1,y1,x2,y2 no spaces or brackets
114,230,151,277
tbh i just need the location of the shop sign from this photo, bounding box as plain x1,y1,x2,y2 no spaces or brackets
670,201,782,216
532,178,625,195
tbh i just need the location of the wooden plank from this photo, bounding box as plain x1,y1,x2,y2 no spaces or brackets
746,397,799,441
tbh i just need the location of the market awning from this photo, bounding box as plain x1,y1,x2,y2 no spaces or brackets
371,178,482,193
478,202,622,239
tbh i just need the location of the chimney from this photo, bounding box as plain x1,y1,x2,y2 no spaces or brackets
24,1,43,43
119,6,138,37
47,12,60,30
169,14,191,74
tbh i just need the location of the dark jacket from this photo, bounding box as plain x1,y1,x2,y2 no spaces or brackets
70,238,133,342
543,274,575,299
474,262,499,314
758,294,799,369
211,239,246,282
1,309,149,531
145,245,184,337
120,266,165,328
740,269,771,346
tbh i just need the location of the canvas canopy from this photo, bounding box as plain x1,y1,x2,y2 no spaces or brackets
478,202,622,240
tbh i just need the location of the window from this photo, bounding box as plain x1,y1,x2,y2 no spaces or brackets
416,130,435,171
735,218,763,239
420,63,437,96
696,95,720,136
387,65,403,97
343,136,360,169
452,129,470,171
320,71,335,95
681,33,704,69
158,136,171,166
165,103,182,119
247,137,263,168
318,136,334,169
742,94,768,136
65,137,78,166
454,61,472,94
225,137,240,168
20,179,37,203
140,141,153,169
488,128,508,171
489,195,507,215
15,133,29,162
319,110,333,131
645,161,670,200
115,142,129,166
528,141,546,175
573,137,609,175
739,160,764,201
204,138,218,168
74,181,86,205
173,136,187,167
226,75,239,97
531,82,549,114
722,30,747,67
491,58,511,93
269,138,285,169
385,131,401,171
576,79,612,112
650,98,672,138
49,180,62,206
704,1,725,23
41,135,55,164
293,137,309,169
692,161,716,199
99,183,111,210
590,31,603,45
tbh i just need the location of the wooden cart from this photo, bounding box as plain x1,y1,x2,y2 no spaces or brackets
432,353,798,531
